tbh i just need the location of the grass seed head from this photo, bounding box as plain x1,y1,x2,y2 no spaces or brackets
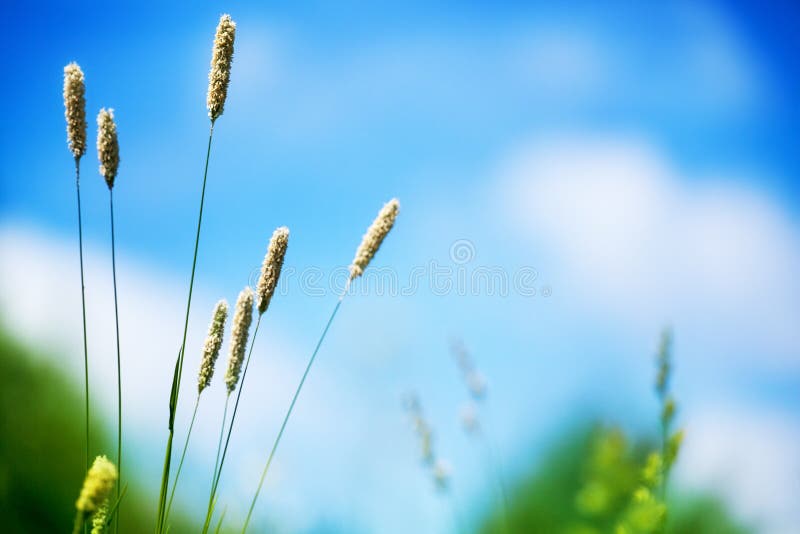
432,459,451,491
96,108,120,188
76,455,118,514
460,402,479,434
90,500,109,534
207,14,236,122
198,299,229,394
350,198,399,280
655,328,672,397
224,287,254,393
63,63,87,159
257,227,289,314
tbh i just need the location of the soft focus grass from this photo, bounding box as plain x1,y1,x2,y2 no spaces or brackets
477,425,751,534
0,326,197,533
0,325,751,533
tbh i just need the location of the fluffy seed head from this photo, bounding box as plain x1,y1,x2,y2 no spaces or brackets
403,392,436,465
432,459,451,491
90,501,109,534
76,455,118,514
207,14,236,121
460,402,479,434
257,227,289,314
63,63,87,159
224,287,254,392
450,339,487,400
350,198,400,280
198,300,229,394
655,328,672,397
96,109,120,188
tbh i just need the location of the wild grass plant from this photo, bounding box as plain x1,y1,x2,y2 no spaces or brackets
62,14,400,532
155,15,237,533
97,106,123,533
63,62,90,474
406,331,690,534
403,393,461,531
52,12,746,534
450,339,509,531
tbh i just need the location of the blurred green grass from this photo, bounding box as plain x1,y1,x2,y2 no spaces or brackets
477,425,751,534
0,326,750,533
0,326,197,533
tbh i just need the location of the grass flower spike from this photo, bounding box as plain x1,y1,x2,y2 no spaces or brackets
164,298,229,526
198,300,229,393
242,199,400,532
74,456,117,534
224,287,254,392
204,230,290,531
350,198,400,280
91,502,109,534
257,227,290,314
97,105,123,532
76,456,118,514
433,459,452,491
97,108,120,189
64,63,87,159
207,14,236,122
157,15,238,532
64,61,91,474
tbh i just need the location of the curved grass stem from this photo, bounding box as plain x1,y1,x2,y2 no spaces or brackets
156,122,215,533
203,316,262,533
164,396,201,525
109,188,123,534
476,426,509,533
75,158,90,471
241,287,348,533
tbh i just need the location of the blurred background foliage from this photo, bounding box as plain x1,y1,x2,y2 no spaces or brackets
478,425,750,534
1,324,749,533
0,326,197,533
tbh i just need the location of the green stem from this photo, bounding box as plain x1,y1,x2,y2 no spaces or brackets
75,158,90,471
211,394,231,497
447,491,465,534
156,121,215,533
73,511,86,534
659,393,669,502
164,396,200,525
109,188,123,534
155,415,175,533
476,426,509,533
214,506,228,534
241,292,347,533
156,349,182,533
203,316,262,533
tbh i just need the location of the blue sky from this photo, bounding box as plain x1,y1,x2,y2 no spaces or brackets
1,1,799,532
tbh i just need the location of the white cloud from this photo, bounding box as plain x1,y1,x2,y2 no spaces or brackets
0,222,355,526
0,221,449,533
496,134,800,369
494,134,800,532
677,405,800,534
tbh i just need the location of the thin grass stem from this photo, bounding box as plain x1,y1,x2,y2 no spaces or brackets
214,506,228,534
203,316,262,533
241,288,348,533
660,410,668,500
212,394,231,495
447,492,465,534
73,511,86,534
109,189,123,534
155,350,178,534
476,426,509,533
164,396,200,524
75,158,90,471
156,122,215,533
